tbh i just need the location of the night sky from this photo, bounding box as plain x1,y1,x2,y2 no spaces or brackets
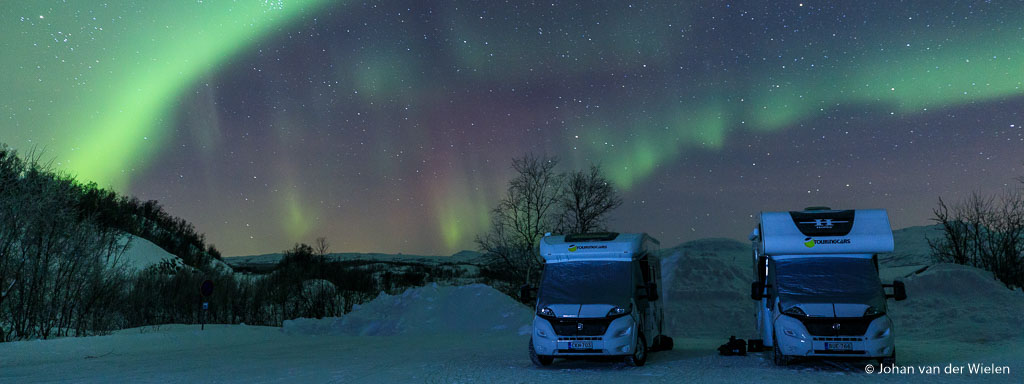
2,1,1022,256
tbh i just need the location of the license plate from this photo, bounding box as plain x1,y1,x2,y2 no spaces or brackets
570,341,593,350
825,342,852,351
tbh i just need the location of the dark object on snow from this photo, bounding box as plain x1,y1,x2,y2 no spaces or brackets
652,334,674,351
519,284,536,304
718,336,747,356
747,338,765,352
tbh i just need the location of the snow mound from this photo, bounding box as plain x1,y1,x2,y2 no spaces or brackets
283,283,533,336
660,239,751,338
891,263,1024,342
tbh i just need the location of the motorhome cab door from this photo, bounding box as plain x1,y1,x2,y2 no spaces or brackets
636,253,659,341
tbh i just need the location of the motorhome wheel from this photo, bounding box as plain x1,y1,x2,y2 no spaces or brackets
772,335,791,366
625,333,647,366
528,338,553,367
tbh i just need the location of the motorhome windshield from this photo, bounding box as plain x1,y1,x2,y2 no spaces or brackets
537,261,632,308
775,257,885,307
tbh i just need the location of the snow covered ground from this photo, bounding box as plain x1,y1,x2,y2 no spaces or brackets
2,325,1018,383
2,227,1022,383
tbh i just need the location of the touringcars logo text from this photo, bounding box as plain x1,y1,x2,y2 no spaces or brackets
803,237,852,248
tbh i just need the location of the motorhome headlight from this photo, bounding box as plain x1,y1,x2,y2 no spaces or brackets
863,306,885,317
607,306,630,318
782,306,806,317
538,307,555,317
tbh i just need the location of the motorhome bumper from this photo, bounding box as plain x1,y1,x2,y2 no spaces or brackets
775,314,895,358
532,316,637,356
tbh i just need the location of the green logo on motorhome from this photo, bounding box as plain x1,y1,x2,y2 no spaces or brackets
804,237,815,248
803,238,852,247
568,245,577,252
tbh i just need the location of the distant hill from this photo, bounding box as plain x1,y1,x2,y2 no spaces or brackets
225,250,485,273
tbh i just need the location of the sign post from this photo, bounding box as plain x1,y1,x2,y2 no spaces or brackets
200,280,213,331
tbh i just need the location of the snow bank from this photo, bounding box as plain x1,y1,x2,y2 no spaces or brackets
891,263,1024,343
283,283,532,336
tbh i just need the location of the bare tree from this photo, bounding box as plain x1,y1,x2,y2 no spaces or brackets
477,155,626,296
315,237,330,258
313,237,331,318
557,165,623,234
930,189,1024,288
0,147,132,341
476,154,562,289
928,197,971,265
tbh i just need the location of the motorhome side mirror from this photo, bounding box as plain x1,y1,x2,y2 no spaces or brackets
647,283,659,301
750,282,763,300
891,280,907,301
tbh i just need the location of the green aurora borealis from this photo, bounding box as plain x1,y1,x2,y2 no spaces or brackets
2,1,1022,256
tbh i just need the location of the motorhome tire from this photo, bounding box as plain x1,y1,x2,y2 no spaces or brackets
772,335,790,366
529,338,553,367
626,333,647,366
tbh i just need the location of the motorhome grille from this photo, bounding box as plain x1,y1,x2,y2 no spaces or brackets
799,317,873,336
550,318,613,336
558,336,602,341
812,337,864,342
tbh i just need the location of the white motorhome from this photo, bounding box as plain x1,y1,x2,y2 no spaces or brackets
749,208,907,366
527,232,672,367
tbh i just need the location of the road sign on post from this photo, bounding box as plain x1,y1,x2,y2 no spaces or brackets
200,280,213,330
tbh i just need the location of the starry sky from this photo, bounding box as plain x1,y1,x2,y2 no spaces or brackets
2,1,1022,256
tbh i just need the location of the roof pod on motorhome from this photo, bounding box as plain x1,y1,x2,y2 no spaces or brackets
757,209,894,256
540,232,660,263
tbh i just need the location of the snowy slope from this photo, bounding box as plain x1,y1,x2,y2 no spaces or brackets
118,235,232,274
119,235,177,272
886,225,942,267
